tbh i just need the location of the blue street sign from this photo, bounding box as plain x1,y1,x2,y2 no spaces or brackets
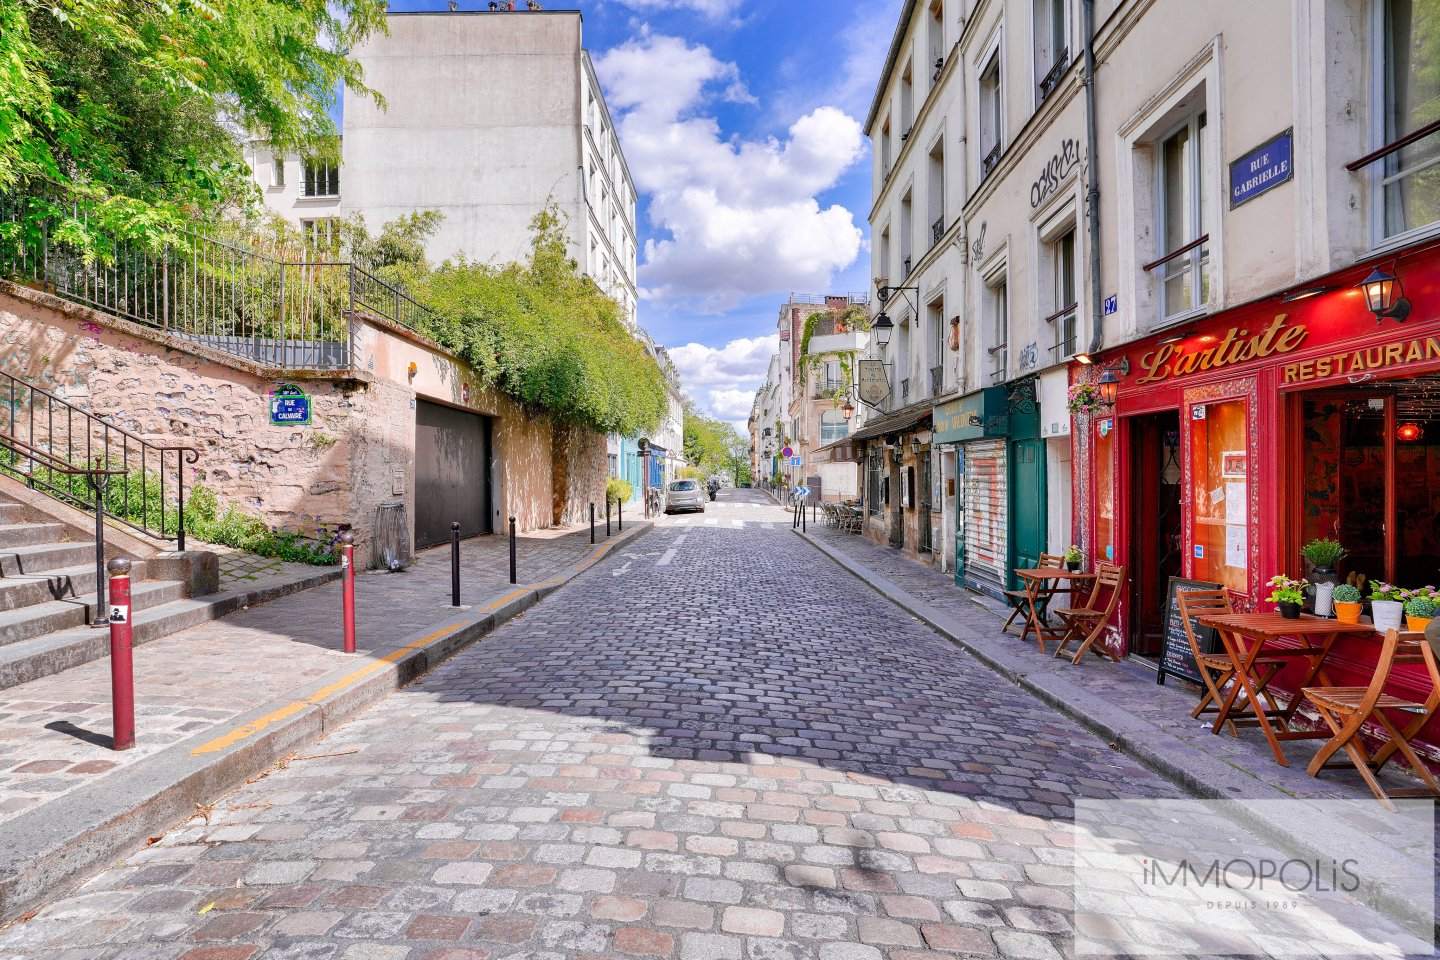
789,456,802,466
1229,129,1292,208
1103,294,1118,316
794,485,811,499
269,384,311,426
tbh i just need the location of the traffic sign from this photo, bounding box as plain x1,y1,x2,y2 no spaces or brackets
789,456,802,466
781,446,793,458
794,485,810,499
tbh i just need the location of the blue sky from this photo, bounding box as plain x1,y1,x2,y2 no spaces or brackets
387,0,899,428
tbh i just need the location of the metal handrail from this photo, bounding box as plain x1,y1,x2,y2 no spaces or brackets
0,194,433,371
1345,118,1440,172
1042,302,1078,325
1,370,199,548
1142,234,1209,273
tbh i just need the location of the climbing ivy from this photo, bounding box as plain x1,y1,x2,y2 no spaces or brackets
797,305,870,403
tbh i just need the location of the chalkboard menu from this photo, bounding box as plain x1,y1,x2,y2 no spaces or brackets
1156,577,1224,686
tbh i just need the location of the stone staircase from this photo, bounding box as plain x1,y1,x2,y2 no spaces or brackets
0,491,198,690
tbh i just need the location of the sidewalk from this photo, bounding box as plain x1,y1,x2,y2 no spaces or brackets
0,518,652,919
795,524,1438,921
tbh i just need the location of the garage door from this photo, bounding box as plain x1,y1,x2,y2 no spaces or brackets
415,400,491,547
964,439,1007,596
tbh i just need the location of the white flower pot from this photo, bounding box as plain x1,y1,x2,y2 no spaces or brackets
1371,599,1403,633
1313,582,1334,618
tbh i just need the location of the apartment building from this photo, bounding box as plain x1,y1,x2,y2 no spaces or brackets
778,295,871,502
866,0,1440,702
852,0,967,568
749,354,784,488
247,9,638,328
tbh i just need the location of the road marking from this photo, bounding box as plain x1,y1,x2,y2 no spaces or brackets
673,534,688,546
612,560,633,577
657,548,676,566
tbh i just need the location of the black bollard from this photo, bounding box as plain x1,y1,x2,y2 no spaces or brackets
618,499,623,532
509,516,517,585
450,521,460,607
802,499,807,532
606,500,612,537
590,502,595,544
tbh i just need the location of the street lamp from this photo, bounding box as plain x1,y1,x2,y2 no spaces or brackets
872,311,894,348
841,396,856,421
1359,266,1410,322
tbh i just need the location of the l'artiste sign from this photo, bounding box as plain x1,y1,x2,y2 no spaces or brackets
1132,313,1440,387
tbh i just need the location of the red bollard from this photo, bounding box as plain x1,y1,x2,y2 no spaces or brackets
340,531,356,653
106,558,135,751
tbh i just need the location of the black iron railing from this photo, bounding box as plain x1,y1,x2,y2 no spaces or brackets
0,370,198,548
0,196,432,371
1037,48,1070,103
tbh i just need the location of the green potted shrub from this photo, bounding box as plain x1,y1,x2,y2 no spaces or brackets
1063,545,1083,571
1404,596,1437,633
1266,574,1308,619
1369,582,1405,632
1301,538,1345,583
1332,584,1363,624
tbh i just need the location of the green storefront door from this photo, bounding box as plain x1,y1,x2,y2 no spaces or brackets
1008,437,1047,586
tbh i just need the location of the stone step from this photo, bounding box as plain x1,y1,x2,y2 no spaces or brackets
0,504,24,524
0,523,68,550
0,542,98,579
0,579,184,649
0,595,234,691
0,563,101,613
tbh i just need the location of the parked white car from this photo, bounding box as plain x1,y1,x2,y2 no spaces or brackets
665,479,704,514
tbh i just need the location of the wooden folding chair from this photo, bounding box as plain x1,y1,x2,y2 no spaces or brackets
1051,562,1126,664
1301,629,1440,809
1176,589,1287,736
1001,553,1067,635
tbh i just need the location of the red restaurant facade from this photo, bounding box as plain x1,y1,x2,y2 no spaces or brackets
1074,240,1440,752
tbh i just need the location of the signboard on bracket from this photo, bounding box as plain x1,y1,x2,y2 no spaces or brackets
857,359,890,407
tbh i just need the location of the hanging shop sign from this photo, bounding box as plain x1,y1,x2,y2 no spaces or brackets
1229,128,1293,209
857,359,891,406
269,384,311,426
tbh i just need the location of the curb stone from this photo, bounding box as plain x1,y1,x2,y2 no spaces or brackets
0,521,653,922
792,527,1437,939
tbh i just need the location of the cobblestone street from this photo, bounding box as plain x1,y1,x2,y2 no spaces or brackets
0,491,1416,959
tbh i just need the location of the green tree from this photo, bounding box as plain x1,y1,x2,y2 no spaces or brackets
683,406,749,482
414,207,668,437
0,0,389,259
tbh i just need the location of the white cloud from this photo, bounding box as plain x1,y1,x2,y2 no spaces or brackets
668,334,777,428
595,33,865,311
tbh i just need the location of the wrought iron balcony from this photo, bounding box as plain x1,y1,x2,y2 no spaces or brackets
931,215,945,246
1037,48,1070,104
980,142,1002,181
900,378,910,405
987,343,1007,384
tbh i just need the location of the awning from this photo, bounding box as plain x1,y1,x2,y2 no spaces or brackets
812,403,932,463
845,403,933,443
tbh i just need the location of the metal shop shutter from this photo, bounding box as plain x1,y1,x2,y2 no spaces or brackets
964,439,1008,592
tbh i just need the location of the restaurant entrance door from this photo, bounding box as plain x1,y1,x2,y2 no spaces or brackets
1128,410,1182,660
1297,375,1440,586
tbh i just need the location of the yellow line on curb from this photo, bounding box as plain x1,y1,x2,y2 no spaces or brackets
189,526,638,757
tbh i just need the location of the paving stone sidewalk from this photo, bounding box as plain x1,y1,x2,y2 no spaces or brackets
0,522,643,827
798,525,1438,872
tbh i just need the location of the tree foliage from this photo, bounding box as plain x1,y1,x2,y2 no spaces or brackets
413,208,669,438
684,406,749,483
0,0,389,259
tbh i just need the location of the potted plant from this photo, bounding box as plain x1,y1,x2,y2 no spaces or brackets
1369,582,1406,632
1063,545,1082,571
1266,575,1309,620
1067,383,1104,416
1300,538,1345,583
1332,584,1363,624
1404,596,1437,633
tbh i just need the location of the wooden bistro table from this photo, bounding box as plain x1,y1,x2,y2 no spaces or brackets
1195,612,1376,766
1013,568,1097,654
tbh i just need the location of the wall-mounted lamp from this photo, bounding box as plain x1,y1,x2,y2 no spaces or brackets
1073,352,1094,365
872,311,894,347
841,397,856,421
1095,357,1130,406
1282,285,1330,303
1359,266,1411,322
407,361,418,380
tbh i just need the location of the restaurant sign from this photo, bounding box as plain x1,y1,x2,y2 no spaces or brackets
1135,316,1308,384
1281,333,1440,385
857,359,890,406
933,387,1008,444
